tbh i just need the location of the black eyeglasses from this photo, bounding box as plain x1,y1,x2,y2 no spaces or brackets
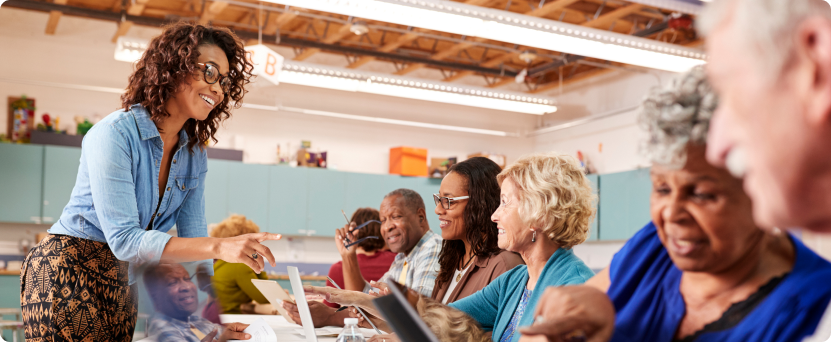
433,194,469,210
196,62,231,94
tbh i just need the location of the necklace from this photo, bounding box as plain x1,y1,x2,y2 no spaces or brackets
456,255,475,282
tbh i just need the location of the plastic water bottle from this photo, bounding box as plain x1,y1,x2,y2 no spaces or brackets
336,318,365,342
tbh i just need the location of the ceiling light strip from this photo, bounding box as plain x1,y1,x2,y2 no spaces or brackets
279,61,558,115
262,0,705,72
242,103,516,136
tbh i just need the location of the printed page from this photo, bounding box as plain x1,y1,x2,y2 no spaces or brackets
229,317,277,342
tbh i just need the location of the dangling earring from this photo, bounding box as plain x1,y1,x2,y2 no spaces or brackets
531,229,537,242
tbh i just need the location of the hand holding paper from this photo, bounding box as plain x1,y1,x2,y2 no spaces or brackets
228,318,275,342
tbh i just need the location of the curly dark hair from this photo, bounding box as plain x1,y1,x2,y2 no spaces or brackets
350,207,385,252
121,21,254,151
434,157,503,291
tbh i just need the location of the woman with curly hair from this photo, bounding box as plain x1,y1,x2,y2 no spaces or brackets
20,22,279,341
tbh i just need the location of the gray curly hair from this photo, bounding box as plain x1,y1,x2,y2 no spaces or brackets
638,66,718,167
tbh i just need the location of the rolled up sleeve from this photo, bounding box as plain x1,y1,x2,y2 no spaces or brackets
85,123,171,266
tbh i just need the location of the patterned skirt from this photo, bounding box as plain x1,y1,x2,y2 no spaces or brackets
20,234,138,342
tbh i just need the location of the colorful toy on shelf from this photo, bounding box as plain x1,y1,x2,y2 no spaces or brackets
75,116,93,135
8,96,36,143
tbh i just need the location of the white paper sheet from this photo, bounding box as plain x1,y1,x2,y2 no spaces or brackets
229,317,277,342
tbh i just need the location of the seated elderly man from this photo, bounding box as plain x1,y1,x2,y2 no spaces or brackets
281,188,443,328
520,67,831,342
144,263,251,342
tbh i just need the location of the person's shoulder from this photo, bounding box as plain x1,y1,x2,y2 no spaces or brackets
552,250,595,285
608,222,668,277
489,250,524,270
85,107,138,141
780,236,831,303
329,260,344,270
498,263,528,282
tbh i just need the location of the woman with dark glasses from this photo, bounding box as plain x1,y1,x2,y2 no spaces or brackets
20,22,280,341
430,157,523,305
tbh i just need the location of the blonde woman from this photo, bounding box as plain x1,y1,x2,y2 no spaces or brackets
309,152,596,342
210,215,273,315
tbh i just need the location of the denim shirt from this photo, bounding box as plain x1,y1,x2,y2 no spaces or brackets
48,104,212,284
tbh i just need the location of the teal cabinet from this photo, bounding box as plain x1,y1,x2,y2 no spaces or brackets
205,159,231,225
344,172,392,215
227,162,270,228
306,168,347,236
586,174,599,242
0,275,21,341
268,166,309,235
41,146,82,224
0,144,44,223
598,168,653,241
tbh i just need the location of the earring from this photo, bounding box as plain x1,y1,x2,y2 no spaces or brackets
531,230,537,242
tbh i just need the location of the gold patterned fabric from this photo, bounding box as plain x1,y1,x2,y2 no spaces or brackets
20,234,138,342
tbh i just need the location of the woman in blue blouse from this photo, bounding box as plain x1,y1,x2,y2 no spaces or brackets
20,22,280,342
521,67,831,342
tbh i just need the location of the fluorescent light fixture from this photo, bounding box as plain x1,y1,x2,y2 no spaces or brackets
242,103,516,136
114,36,149,63
261,0,706,72
119,44,557,115
277,61,557,115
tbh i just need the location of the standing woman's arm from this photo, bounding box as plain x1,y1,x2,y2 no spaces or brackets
85,123,278,273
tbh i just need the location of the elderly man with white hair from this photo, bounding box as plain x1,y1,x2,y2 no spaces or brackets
699,1,831,341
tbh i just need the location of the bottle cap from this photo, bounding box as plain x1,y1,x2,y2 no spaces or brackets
344,318,359,325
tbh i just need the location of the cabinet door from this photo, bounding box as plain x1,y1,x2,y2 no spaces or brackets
268,166,309,235
598,168,653,241
306,168,346,236
227,162,270,228
586,174,599,242
205,159,231,225
0,144,44,223
344,172,391,216
42,146,82,224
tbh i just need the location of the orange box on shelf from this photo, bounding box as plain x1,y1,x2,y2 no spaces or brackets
390,147,428,177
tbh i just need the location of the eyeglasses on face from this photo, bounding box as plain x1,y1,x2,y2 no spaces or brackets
196,62,231,94
433,194,470,210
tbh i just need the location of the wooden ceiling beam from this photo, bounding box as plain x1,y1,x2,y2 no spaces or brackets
396,0,582,76
293,23,353,61
527,0,582,18
111,20,134,43
127,0,151,16
487,77,516,88
347,31,420,69
264,9,300,34
199,1,229,25
583,3,645,29
442,51,518,82
465,0,500,6
44,0,68,35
